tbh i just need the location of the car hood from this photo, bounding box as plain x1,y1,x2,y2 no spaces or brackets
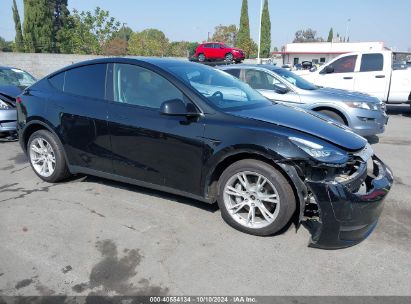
0,85,24,99
228,104,367,151
313,87,378,102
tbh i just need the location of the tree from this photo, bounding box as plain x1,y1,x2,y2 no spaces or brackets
236,0,252,58
0,37,14,52
113,26,134,41
167,41,194,57
327,27,333,42
51,0,70,52
102,38,128,55
211,24,238,46
23,0,54,53
58,7,121,54
12,0,24,52
293,28,324,43
260,0,271,58
128,29,169,57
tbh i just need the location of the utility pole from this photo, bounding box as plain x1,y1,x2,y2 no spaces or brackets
345,18,351,42
257,0,263,63
122,22,127,41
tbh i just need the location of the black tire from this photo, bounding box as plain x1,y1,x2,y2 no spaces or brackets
317,109,346,125
225,53,234,62
198,53,206,62
27,130,71,183
217,159,296,236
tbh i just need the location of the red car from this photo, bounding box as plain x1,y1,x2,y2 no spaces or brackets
195,42,245,63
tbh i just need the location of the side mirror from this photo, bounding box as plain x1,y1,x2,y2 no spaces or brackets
160,99,199,117
273,83,290,94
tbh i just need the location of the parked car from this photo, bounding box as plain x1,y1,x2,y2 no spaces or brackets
219,65,388,137
301,61,313,70
0,66,36,140
297,51,411,109
17,58,393,249
194,42,245,63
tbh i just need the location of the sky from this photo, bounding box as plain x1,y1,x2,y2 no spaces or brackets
0,0,410,51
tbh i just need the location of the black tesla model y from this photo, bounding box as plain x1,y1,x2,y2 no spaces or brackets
16,58,393,249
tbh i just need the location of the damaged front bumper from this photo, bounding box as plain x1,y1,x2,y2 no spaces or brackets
301,156,393,249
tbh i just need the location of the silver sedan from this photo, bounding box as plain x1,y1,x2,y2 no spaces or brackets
219,65,388,137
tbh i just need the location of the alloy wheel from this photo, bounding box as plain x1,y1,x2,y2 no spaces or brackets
29,138,56,178
223,171,280,229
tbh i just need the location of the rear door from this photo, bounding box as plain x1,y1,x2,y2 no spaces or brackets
318,54,358,91
106,63,205,195
354,53,390,100
214,43,223,59
47,63,113,173
203,43,214,58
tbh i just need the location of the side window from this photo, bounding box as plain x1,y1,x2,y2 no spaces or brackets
204,43,212,48
244,70,281,90
224,69,241,78
49,72,65,91
213,43,221,49
327,55,357,73
64,64,107,99
360,54,383,72
112,63,184,109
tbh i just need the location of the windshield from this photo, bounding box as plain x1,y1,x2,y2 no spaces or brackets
165,63,271,111
273,69,318,91
0,68,36,87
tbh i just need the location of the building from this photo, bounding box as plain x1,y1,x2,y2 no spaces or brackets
273,42,387,66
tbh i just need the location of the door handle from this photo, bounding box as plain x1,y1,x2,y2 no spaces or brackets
375,75,385,78
343,77,353,80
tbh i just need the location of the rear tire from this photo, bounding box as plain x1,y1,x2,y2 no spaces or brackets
217,159,296,236
27,130,71,183
317,109,346,125
225,53,234,62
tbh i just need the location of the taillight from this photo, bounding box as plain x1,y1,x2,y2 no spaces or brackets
16,97,22,104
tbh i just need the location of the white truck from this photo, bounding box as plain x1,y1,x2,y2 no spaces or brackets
298,51,411,108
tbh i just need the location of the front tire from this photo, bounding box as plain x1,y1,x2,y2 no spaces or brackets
27,130,71,183
217,160,296,236
198,53,206,62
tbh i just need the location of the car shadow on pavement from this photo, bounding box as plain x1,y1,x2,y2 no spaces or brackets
386,104,411,117
78,175,220,213
366,135,380,145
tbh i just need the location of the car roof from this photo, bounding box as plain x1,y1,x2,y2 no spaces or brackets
218,64,282,71
46,57,209,78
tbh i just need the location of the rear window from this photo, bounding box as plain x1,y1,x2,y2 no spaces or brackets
49,72,65,91
49,64,107,100
360,54,384,72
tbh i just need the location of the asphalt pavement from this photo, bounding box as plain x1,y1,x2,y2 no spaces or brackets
0,105,410,297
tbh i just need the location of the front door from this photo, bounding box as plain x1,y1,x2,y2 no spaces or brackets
318,54,358,91
106,63,205,195
242,69,301,103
